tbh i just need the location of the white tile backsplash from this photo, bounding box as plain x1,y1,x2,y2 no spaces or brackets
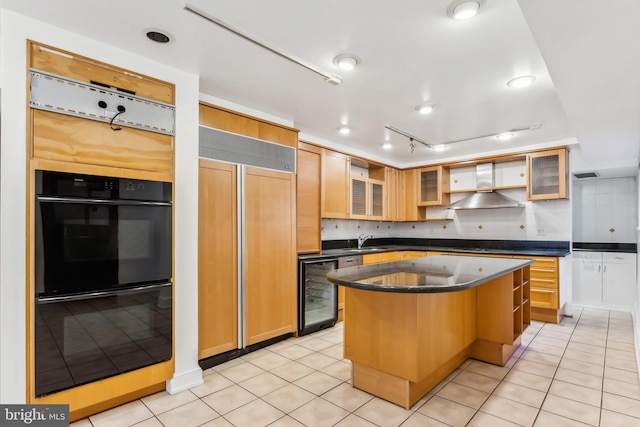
573,177,637,243
322,189,572,242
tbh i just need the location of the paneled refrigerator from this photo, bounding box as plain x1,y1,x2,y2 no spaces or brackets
198,126,297,361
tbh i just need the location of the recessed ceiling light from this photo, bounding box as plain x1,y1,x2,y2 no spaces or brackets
452,1,480,20
142,27,173,44
338,126,351,135
496,132,515,141
333,54,360,71
382,143,393,150
415,104,435,115
431,144,447,152
506,75,536,88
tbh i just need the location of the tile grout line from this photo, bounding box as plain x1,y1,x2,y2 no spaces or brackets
529,309,583,427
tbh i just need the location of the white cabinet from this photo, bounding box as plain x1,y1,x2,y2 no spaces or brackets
602,253,637,305
572,252,603,305
572,251,637,309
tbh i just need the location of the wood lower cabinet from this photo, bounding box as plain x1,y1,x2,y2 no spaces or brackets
363,252,402,264
297,142,322,253
198,159,238,359
401,251,428,260
344,263,530,409
514,256,561,323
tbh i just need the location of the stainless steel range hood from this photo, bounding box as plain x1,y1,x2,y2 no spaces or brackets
447,163,524,210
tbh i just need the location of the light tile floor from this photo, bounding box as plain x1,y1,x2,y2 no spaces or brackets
73,307,640,427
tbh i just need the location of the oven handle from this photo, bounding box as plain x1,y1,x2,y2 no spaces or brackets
36,195,172,206
36,282,172,304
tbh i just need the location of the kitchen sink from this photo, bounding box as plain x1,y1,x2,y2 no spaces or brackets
349,248,384,253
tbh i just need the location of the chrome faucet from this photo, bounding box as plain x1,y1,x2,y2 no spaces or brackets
357,233,374,249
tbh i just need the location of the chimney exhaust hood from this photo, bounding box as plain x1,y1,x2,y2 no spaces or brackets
447,163,524,210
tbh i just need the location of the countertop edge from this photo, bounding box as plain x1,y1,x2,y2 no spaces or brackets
327,256,535,294
300,245,570,260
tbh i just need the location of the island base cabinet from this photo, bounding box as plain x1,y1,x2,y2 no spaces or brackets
343,266,529,409
351,350,470,410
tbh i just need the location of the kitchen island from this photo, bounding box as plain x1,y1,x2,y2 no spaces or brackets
327,255,533,409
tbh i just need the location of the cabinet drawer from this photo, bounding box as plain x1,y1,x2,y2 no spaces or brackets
530,287,558,309
401,251,428,260
603,252,637,264
530,267,558,279
530,257,558,269
530,277,558,289
363,252,401,265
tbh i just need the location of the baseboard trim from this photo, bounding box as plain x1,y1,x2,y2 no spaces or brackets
166,366,203,394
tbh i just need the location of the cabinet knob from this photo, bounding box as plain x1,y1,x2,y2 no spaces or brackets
609,228,615,233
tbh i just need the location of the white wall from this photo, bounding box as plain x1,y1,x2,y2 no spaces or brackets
635,167,640,372
0,9,202,403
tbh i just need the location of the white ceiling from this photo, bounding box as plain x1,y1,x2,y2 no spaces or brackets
1,0,639,175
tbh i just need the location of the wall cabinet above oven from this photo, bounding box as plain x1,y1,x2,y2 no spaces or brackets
28,42,176,177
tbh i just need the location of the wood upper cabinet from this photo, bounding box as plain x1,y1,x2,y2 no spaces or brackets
297,142,322,253
385,167,400,221
32,110,174,174
244,167,297,345
199,102,298,148
198,159,238,359
29,42,175,175
527,148,568,200
400,169,420,221
350,160,386,221
30,42,174,104
350,176,385,220
321,149,350,218
418,166,449,206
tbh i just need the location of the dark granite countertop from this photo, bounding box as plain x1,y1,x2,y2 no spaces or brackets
299,238,571,260
572,242,637,253
326,255,534,293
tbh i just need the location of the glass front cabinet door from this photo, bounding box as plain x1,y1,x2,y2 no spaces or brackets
527,148,568,200
418,166,449,206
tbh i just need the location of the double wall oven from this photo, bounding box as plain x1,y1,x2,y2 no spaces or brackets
34,170,173,396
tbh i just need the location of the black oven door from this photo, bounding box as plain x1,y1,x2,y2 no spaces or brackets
35,282,172,397
35,198,172,297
